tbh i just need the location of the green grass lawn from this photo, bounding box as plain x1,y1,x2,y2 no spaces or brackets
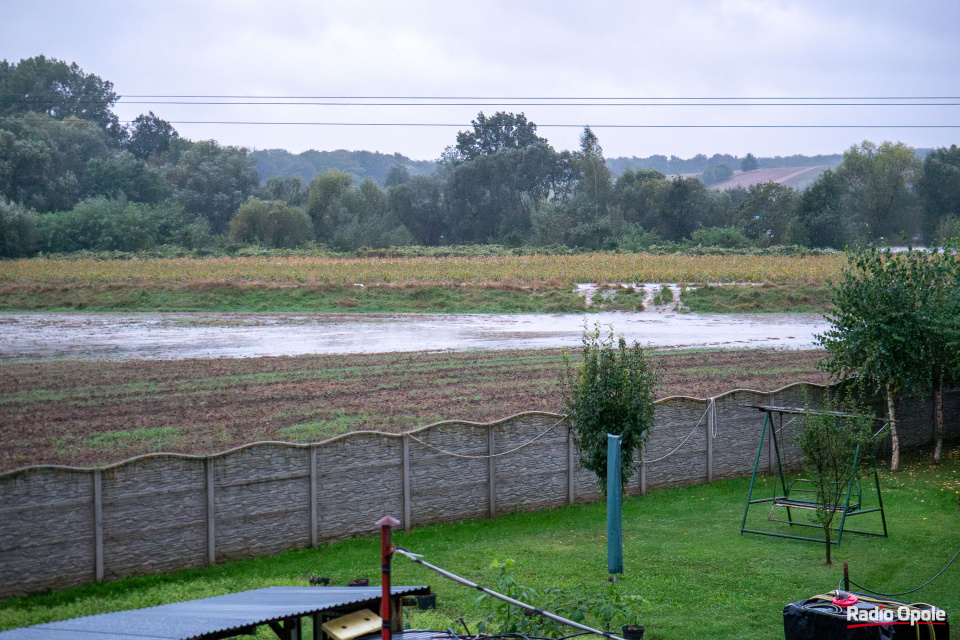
2,449,958,639
0,283,589,314
681,284,832,313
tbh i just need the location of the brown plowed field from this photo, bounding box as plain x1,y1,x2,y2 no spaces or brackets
0,348,831,472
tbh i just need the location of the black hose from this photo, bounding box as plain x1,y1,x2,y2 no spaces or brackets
847,546,960,598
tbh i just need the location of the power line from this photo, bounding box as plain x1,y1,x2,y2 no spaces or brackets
104,101,960,107
118,121,960,128
3,94,960,101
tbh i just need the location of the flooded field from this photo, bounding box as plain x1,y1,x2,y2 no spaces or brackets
0,311,829,360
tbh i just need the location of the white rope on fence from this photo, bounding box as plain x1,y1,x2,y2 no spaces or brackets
406,416,567,459
642,402,712,465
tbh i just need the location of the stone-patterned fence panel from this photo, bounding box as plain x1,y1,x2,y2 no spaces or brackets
1,383,956,600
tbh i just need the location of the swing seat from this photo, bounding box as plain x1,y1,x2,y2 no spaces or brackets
771,497,859,513
770,478,862,513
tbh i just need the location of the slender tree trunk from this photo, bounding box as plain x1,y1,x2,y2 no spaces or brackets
934,383,943,464
886,384,899,472
825,526,832,564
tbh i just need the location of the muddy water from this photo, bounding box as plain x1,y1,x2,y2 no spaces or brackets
0,311,828,360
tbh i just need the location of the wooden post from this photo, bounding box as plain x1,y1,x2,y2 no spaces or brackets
567,423,575,505
206,457,215,566
309,446,318,548
488,425,496,518
706,398,714,483
402,435,411,530
93,469,103,582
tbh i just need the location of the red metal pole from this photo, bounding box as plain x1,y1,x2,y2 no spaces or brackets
377,516,400,640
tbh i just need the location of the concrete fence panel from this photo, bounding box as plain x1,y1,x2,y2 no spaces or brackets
1,382,956,600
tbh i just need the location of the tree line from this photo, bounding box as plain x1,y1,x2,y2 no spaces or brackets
2,56,960,257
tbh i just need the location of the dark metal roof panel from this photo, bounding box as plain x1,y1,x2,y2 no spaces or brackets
0,586,430,640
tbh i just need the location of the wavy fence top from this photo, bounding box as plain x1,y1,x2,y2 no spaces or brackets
0,381,830,478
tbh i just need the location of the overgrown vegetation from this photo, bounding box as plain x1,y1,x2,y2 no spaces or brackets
475,559,642,636
562,327,662,489
681,283,832,313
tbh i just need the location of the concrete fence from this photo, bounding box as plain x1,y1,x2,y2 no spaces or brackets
1,382,957,600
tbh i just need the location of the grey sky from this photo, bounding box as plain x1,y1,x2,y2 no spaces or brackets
6,0,960,161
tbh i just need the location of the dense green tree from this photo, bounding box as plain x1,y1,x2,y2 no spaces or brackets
916,145,960,244
331,178,413,250
0,198,37,257
611,168,669,228
0,113,114,211
35,197,209,253
307,169,355,241
229,199,313,249
737,182,799,246
840,141,920,240
655,177,711,242
388,175,445,245
0,56,123,142
165,140,259,233
384,164,411,188
794,168,858,248
308,171,412,249
815,248,955,472
257,175,308,207
455,111,547,161
700,163,733,185
124,111,178,161
740,153,759,172
445,143,571,244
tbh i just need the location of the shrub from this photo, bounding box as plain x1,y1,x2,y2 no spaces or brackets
0,199,38,258
690,225,752,249
562,325,662,490
35,198,208,253
476,559,643,636
229,199,313,249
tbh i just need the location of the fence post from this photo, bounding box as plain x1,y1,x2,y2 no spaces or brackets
567,422,575,505
488,425,496,518
706,398,715,483
402,435,411,531
640,448,647,496
205,457,215,566
309,445,318,548
93,469,103,582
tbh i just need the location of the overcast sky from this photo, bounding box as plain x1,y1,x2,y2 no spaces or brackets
6,1,960,161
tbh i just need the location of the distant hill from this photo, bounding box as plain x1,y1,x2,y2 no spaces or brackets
251,149,436,185
607,153,844,176
708,166,830,191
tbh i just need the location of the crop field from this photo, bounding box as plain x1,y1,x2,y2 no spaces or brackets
1,253,845,285
0,348,831,472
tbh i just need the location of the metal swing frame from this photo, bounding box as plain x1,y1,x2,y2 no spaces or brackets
739,405,888,547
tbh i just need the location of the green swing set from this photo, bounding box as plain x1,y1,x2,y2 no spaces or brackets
740,404,889,547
